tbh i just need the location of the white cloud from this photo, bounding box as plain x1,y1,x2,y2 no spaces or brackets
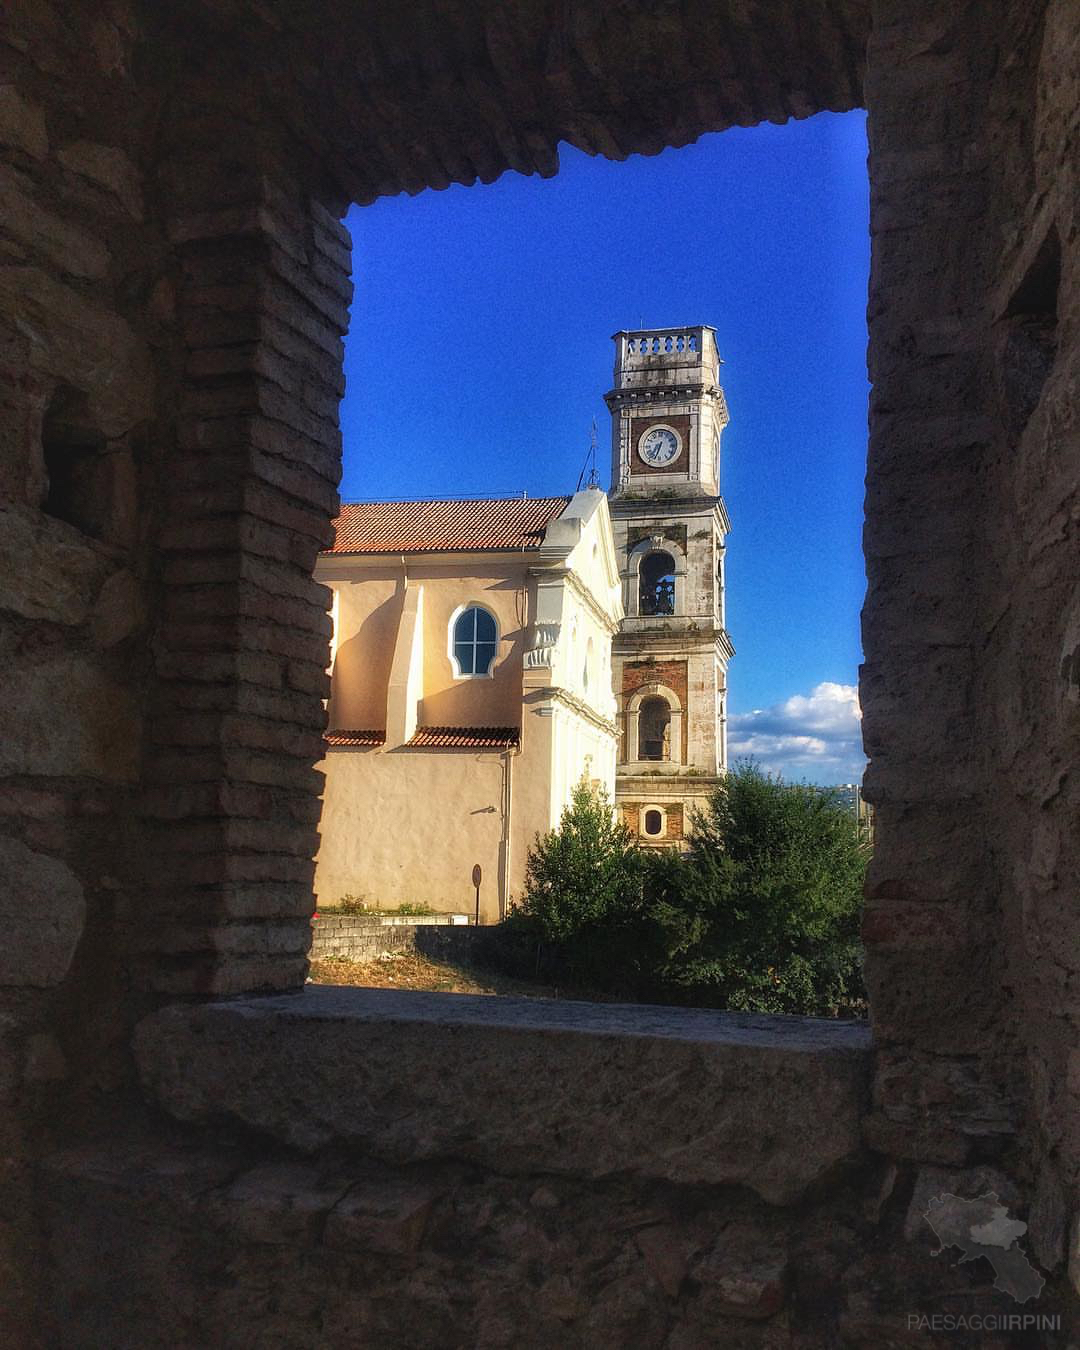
728,682,865,784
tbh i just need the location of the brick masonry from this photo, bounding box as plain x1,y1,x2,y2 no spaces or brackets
621,659,689,706
628,413,692,476
621,658,689,762
620,801,684,841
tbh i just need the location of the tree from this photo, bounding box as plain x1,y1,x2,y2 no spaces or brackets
512,781,648,988
487,765,868,1016
669,762,868,1015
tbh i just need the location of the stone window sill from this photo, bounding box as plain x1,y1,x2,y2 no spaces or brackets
135,986,871,1207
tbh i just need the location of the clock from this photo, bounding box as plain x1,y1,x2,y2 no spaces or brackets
638,425,681,467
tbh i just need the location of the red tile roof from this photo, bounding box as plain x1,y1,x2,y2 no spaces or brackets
407,726,520,749
324,730,385,747
324,497,570,555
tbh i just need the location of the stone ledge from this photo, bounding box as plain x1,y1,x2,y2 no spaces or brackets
312,913,470,929
135,987,871,1206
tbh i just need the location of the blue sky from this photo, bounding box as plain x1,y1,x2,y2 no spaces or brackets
340,112,869,783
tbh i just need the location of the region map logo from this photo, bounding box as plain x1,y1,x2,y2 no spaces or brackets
923,1190,1045,1304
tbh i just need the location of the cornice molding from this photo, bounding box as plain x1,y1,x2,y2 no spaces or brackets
528,685,619,738
528,565,622,635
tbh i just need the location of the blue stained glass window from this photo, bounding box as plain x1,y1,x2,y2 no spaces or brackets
453,606,497,675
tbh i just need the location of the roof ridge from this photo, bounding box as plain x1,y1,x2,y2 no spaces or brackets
336,494,571,507
323,495,572,556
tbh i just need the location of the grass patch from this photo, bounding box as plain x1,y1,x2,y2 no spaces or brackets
318,894,439,917
308,951,620,1002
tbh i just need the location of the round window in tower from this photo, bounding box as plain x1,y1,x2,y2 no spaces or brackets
643,809,663,837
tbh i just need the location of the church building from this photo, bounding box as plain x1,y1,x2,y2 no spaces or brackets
606,326,733,845
313,325,731,914
312,489,623,920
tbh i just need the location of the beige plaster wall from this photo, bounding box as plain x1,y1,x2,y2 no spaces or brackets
322,561,530,734
551,703,618,819
315,734,575,921
558,500,622,718
329,572,401,730
315,745,511,918
315,699,614,919
415,565,527,727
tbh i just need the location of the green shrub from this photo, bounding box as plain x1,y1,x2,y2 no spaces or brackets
322,896,439,917
512,781,650,989
487,764,867,1016
666,763,867,1015
331,893,373,915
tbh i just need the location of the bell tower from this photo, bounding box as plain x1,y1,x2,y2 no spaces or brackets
605,326,734,846
608,327,729,498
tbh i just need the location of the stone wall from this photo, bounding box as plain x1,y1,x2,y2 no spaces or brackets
310,914,471,962
1,2,167,1328
45,993,1075,1345
860,5,1080,1243
0,3,352,1332
1,0,1078,1342
990,0,1080,1266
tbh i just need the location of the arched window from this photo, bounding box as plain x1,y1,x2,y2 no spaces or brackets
451,605,497,676
638,697,671,761
643,809,663,837
640,552,676,616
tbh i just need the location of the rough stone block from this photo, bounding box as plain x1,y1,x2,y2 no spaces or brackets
0,264,153,438
0,654,139,781
692,1234,788,1321
902,1165,1021,1242
57,141,143,219
23,1032,68,1082
208,1162,352,1244
323,1177,439,1255
634,1223,691,1298
0,503,112,625
90,568,142,648
0,85,48,159
135,987,871,1206
0,164,109,279
0,837,85,987
1070,1213,1080,1299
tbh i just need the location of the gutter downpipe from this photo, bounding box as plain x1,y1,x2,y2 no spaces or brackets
499,743,518,920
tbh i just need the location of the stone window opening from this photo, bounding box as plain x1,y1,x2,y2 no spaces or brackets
640,551,676,616
41,383,111,541
625,538,687,618
998,224,1061,440
638,696,671,761
641,805,666,838
625,683,683,767
449,604,498,678
16,6,1080,1341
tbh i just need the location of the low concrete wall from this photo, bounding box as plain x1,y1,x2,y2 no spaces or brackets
310,914,471,962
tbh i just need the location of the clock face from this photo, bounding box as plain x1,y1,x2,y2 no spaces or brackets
638,426,680,467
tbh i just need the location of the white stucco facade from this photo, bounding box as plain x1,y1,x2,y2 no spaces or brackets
314,489,623,919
